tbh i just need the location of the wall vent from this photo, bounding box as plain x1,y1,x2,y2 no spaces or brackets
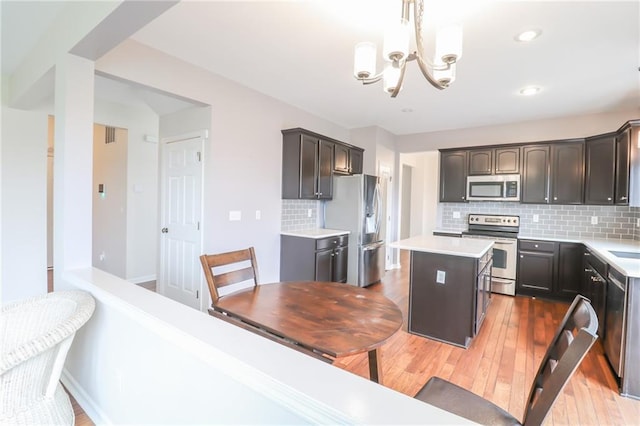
105,126,116,144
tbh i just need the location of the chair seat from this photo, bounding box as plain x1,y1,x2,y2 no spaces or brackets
0,384,74,425
414,377,521,426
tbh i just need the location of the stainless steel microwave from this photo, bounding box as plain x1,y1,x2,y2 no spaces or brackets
466,174,520,201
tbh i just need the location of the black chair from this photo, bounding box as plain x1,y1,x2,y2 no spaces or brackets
414,295,598,426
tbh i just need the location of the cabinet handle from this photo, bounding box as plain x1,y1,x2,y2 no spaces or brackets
544,197,548,201
520,255,524,258
534,244,539,248
553,197,557,201
620,196,628,200
607,197,612,201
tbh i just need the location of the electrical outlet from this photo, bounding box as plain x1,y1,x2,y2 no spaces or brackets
307,209,312,218
591,216,598,225
255,210,261,220
453,211,461,219
436,270,446,284
99,252,105,262
533,214,539,223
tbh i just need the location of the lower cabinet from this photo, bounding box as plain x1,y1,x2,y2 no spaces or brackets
280,234,348,283
517,239,583,301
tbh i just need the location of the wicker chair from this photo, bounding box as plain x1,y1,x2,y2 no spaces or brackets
1,290,95,425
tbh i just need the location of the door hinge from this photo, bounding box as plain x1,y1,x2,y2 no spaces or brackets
196,290,199,299
197,151,201,162
197,221,200,230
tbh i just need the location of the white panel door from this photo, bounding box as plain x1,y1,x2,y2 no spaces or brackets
159,133,204,309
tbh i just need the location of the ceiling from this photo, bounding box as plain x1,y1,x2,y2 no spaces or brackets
3,1,639,135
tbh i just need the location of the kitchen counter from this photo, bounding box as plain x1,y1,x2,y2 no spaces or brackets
390,235,493,258
281,228,349,239
518,235,640,278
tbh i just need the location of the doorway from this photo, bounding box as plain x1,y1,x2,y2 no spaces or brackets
400,164,412,239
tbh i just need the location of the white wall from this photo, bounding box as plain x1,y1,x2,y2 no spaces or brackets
96,40,357,285
396,109,639,152
94,100,160,282
0,107,48,303
92,124,127,277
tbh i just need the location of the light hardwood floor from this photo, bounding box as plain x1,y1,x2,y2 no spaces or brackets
69,253,639,425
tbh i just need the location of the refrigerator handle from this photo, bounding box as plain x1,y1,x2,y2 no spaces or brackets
374,183,382,235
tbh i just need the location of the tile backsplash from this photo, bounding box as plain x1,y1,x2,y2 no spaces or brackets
439,202,640,241
281,200,321,231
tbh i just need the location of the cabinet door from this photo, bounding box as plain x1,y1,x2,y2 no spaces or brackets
521,145,550,203
333,143,350,174
556,243,583,300
315,249,333,282
332,246,348,283
299,134,319,199
440,150,468,202
495,147,520,174
584,135,616,204
350,148,363,175
615,128,630,204
468,149,493,175
518,251,555,294
550,142,584,204
317,140,334,199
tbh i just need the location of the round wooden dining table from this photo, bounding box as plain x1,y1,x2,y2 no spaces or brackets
212,281,403,384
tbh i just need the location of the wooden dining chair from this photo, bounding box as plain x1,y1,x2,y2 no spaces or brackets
199,247,259,307
414,294,598,426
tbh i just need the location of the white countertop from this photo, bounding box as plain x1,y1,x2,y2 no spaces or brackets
390,235,493,259
281,228,349,239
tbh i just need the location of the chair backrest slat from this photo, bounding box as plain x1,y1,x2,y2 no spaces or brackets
199,247,259,305
523,295,598,426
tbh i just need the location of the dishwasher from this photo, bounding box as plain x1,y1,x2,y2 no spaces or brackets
604,267,627,379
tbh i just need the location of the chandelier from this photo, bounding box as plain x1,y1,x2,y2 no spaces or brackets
353,0,463,97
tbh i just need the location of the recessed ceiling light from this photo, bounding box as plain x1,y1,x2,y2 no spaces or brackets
515,29,542,42
519,86,541,96
401,108,414,113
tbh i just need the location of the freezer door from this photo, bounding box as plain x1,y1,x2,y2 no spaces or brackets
358,241,385,287
362,175,382,245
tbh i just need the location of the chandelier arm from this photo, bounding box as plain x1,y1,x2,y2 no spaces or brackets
411,0,447,90
357,73,384,85
390,61,408,98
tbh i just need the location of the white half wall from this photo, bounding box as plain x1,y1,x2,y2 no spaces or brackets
0,106,48,303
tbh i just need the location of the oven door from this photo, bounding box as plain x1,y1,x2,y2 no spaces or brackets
491,239,517,280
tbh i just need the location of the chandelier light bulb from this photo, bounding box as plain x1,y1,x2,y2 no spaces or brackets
383,64,402,94
515,29,542,42
519,86,541,96
383,18,410,62
354,42,377,79
436,24,463,63
434,62,456,87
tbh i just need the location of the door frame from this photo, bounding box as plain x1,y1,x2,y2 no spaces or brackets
158,130,207,310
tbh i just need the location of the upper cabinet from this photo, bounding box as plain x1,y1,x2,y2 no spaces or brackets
282,128,364,200
440,150,468,202
615,127,630,205
468,147,520,175
550,140,584,204
584,133,616,205
334,143,364,175
521,145,550,203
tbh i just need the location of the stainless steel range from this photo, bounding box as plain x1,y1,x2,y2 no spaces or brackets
462,214,520,296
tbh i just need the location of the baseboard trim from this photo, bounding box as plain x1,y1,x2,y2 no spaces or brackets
127,274,156,285
61,369,112,425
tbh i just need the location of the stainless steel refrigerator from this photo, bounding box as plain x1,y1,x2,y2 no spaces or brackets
324,174,384,287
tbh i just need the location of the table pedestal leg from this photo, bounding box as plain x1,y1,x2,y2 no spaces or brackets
368,349,382,384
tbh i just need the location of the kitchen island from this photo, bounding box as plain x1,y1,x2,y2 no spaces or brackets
390,235,494,348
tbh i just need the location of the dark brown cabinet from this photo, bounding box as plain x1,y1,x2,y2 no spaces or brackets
495,147,520,174
280,234,348,283
615,127,630,205
468,149,493,175
584,134,616,204
517,239,555,296
282,129,334,200
440,150,468,202
550,141,584,204
521,145,550,203
518,239,584,301
468,147,520,175
334,144,364,175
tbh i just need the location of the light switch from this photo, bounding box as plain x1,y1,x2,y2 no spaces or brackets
255,210,261,220
436,270,446,284
229,210,241,221
591,216,598,225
